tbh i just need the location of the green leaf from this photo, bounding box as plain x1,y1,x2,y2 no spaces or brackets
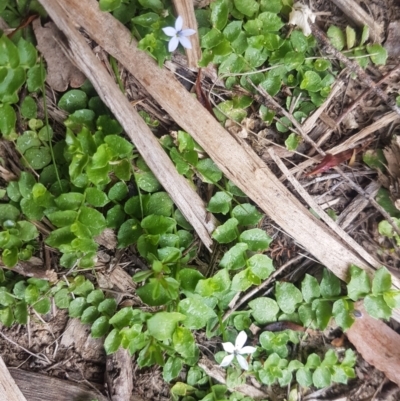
0,204,20,224
275,282,303,314
207,191,232,214
91,316,110,338
147,312,186,340
173,326,197,359
290,30,308,52
372,267,392,294
23,147,51,170
109,307,137,329
163,356,183,382
17,38,37,68
147,192,174,216
99,0,121,11
296,368,313,387
21,96,37,119
2,248,18,267
117,219,143,248
54,288,71,309
201,28,224,49
108,182,128,201
233,0,259,17
239,228,272,251
138,0,163,12
320,269,341,298
301,274,320,303
258,12,284,32
46,210,78,228
80,306,100,324
33,297,51,314
55,192,84,210
104,328,122,354
313,366,331,388
104,134,133,158
211,0,229,30
366,44,388,66
136,171,161,192
212,217,239,244
27,64,46,92
58,90,88,113
223,21,242,41
347,265,371,301
231,203,262,226
195,269,231,297
0,306,14,327
219,242,248,270
345,26,356,49
68,297,88,318
249,297,279,324
248,254,275,279
0,104,16,136
312,299,333,329
332,299,354,331
14,301,28,324
285,133,301,151
383,290,400,309
300,71,322,92
85,187,109,207
196,158,222,183
178,297,217,329
364,294,392,319
178,268,204,293
16,221,39,241
98,298,117,315
360,25,369,45
141,215,176,235
327,25,345,50
260,74,281,96
78,206,106,236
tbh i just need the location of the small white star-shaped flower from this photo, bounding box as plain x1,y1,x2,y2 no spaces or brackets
162,16,196,52
289,3,316,36
219,331,257,371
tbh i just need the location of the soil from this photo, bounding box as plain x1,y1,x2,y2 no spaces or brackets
1,0,400,400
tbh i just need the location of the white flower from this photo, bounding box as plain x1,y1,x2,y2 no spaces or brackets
219,331,257,371
289,3,316,36
162,16,196,52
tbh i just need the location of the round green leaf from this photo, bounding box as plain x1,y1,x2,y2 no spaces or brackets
58,90,88,113
219,242,248,270
300,71,322,92
147,311,186,340
211,0,229,30
24,147,51,170
33,297,51,314
178,297,216,329
91,315,110,338
275,282,303,314
364,294,392,320
249,296,279,324
212,217,239,244
301,274,320,303
104,328,122,354
207,191,232,215
239,228,272,251
233,0,259,17
68,297,88,317
0,104,16,136
21,96,37,119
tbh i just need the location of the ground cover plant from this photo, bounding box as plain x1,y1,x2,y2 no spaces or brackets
0,0,400,400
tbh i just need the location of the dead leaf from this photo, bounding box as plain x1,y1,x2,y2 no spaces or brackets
32,20,86,91
346,302,400,386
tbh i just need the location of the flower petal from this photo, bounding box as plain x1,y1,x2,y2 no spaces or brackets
175,15,183,32
220,354,234,367
180,28,196,37
222,342,235,353
235,331,248,350
162,26,177,37
168,36,179,52
236,354,249,370
238,346,257,355
178,36,192,49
